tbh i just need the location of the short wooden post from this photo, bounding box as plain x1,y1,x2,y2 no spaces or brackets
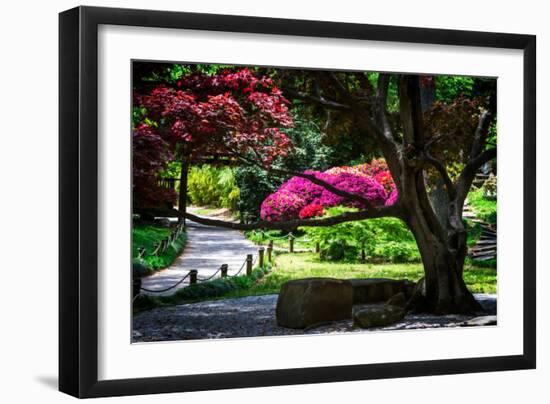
267,240,273,263
361,246,366,263
289,234,294,253
315,242,320,253
189,269,198,285
153,242,160,256
258,247,265,268
221,264,228,278
246,254,253,276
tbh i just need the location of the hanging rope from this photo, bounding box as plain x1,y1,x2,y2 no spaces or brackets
197,265,223,282
232,257,248,277
140,272,191,293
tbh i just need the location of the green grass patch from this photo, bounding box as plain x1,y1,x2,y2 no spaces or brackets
221,252,496,297
468,188,497,224
134,253,496,313
132,223,187,271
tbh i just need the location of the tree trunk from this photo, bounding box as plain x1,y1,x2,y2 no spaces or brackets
178,157,190,226
405,202,482,315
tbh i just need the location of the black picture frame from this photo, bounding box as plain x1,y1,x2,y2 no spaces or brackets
59,5,536,398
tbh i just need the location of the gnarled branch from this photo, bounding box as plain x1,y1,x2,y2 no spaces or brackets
224,146,378,208
184,203,402,231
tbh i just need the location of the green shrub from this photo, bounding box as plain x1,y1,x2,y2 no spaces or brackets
301,207,420,263
187,165,240,209
374,241,420,263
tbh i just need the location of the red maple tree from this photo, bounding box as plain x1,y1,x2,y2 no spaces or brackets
132,68,294,217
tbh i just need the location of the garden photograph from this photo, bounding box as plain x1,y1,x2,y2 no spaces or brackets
131,61,497,342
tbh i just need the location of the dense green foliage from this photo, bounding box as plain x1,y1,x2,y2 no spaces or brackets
187,165,240,210
435,76,476,103
301,207,420,263
132,223,187,271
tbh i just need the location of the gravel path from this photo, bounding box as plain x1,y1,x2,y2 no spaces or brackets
140,219,258,296
132,294,497,342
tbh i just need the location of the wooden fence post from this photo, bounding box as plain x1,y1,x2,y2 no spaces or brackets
246,254,253,276
189,269,198,285
258,247,265,268
315,242,320,253
153,242,160,256
267,241,273,263
221,264,228,278
289,234,294,253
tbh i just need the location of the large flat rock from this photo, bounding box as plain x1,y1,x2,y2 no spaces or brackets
276,278,353,329
348,278,415,304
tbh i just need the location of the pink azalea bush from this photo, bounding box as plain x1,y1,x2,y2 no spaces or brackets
260,159,398,221
385,188,398,206
299,204,325,219
319,173,387,208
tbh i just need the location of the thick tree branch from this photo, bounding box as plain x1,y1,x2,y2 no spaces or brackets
377,74,390,108
468,110,491,161
399,75,425,147
454,110,494,206
465,147,497,175
184,204,402,231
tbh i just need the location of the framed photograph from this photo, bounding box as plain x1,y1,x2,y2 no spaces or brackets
59,6,536,398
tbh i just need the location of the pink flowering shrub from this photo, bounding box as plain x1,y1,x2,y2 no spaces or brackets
385,188,399,206
319,173,387,209
260,190,306,222
260,159,399,221
299,204,325,219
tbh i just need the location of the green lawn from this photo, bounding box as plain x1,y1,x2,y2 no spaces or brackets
223,252,496,298
468,188,497,225
132,223,187,271
134,251,495,312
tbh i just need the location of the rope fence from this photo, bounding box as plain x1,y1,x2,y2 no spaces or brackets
137,222,186,261
133,227,320,300
134,243,273,298
250,230,317,254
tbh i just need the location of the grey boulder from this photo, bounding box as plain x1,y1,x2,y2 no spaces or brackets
353,304,405,328
276,278,353,329
348,278,415,304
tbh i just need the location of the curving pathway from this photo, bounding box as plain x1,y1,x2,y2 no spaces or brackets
140,218,258,296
